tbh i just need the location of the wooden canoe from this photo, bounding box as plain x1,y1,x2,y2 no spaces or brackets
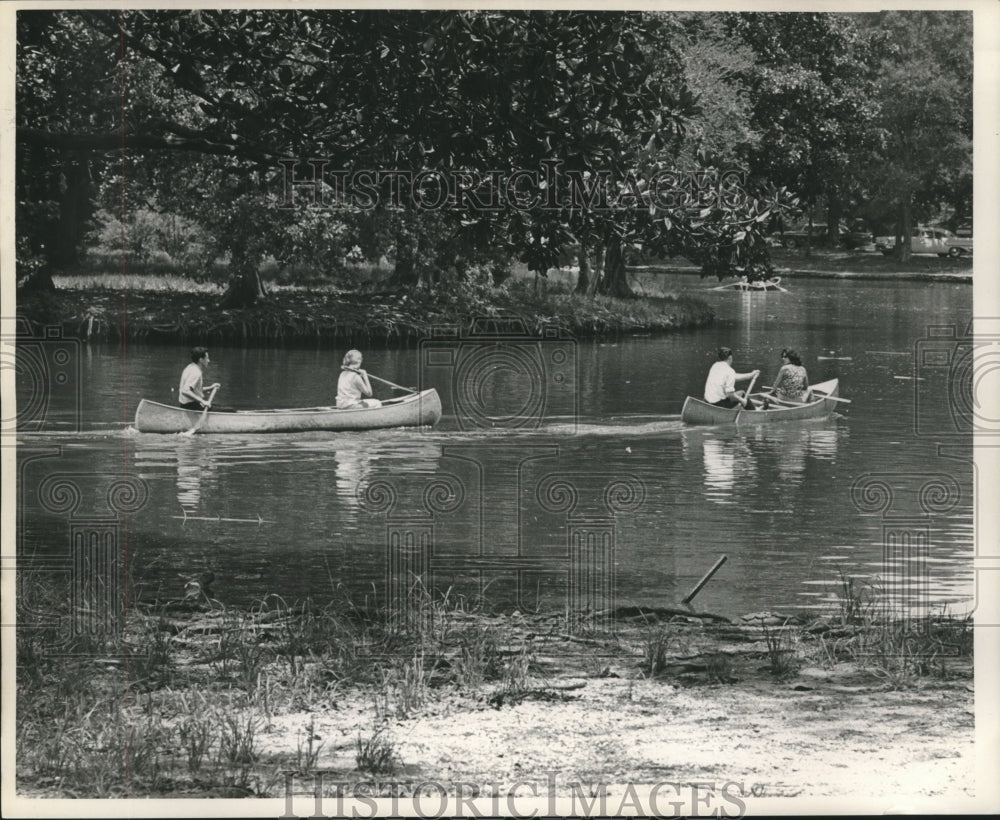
134,388,442,434
681,379,840,426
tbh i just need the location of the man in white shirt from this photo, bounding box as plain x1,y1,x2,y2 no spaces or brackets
178,347,221,410
704,347,760,409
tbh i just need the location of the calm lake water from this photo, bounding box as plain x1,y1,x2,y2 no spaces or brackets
15,275,975,620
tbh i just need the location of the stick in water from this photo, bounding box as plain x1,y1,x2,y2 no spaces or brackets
182,385,219,436
682,555,728,606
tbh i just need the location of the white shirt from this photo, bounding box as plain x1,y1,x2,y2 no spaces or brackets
704,360,736,404
178,362,204,404
337,369,371,408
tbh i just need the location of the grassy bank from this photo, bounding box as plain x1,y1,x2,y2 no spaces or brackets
636,247,973,280
16,569,973,799
16,273,714,346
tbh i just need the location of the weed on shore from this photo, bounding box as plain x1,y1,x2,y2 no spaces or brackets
14,569,972,797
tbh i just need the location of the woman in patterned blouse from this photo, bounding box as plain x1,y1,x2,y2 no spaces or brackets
771,348,811,402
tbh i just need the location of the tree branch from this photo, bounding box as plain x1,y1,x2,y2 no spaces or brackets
16,126,280,162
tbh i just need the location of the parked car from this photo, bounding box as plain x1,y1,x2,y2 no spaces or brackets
778,222,870,250
840,220,873,250
779,223,838,249
945,231,973,257
874,226,972,257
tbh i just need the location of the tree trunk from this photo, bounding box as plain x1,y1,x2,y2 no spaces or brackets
390,227,420,288
827,193,843,248
898,197,912,263
220,269,267,308
51,154,92,269
17,263,56,293
219,240,267,308
586,245,604,297
596,241,633,298
575,246,591,294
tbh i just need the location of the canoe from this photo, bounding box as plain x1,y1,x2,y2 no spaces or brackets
681,379,840,426
134,388,442,434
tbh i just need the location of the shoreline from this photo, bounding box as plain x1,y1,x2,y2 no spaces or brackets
15,582,974,803
14,285,715,346
632,258,973,284
15,253,972,349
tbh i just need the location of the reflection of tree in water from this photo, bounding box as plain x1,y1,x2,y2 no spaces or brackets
334,446,373,508
771,431,807,484
334,439,444,510
754,424,841,489
175,438,217,509
701,434,756,505
694,424,841,505
807,427,839,461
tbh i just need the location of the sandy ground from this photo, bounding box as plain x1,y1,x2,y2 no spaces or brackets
11,609,979,814
259,626,976,813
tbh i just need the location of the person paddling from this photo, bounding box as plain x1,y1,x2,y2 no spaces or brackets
178,347,221,410
703,347,760,410
337,350,383,409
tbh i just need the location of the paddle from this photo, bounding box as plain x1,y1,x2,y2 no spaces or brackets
743,371,759,408
182,385,219,436
761,385,852,404
366,373,418,394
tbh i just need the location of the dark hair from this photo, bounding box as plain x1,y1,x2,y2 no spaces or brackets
190,346,209,364
717,347,733,361
781,348,802,366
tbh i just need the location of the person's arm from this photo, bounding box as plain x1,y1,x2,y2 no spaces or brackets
342,368,373,399
732,370,761,406
723,371,750,407
356,369,374,398
724,387,747,406
771,365,789,394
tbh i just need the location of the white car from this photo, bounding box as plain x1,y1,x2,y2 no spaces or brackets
875,227,972,257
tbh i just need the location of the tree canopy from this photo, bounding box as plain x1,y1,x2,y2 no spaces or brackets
16,9,973,298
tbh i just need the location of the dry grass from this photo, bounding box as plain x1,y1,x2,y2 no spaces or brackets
52,273,224,293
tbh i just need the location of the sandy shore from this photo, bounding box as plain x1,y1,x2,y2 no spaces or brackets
13,599,978,813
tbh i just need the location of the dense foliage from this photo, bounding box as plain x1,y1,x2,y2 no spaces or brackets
16,9,973,296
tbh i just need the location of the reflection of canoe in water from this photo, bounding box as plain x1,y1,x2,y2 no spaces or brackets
711,276,787,292
681,379,840,426
134,389,442,433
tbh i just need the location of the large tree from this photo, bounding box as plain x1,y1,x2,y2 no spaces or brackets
866,11,972,261
18,10,680,301
724,12,884,250
18,9,799,300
